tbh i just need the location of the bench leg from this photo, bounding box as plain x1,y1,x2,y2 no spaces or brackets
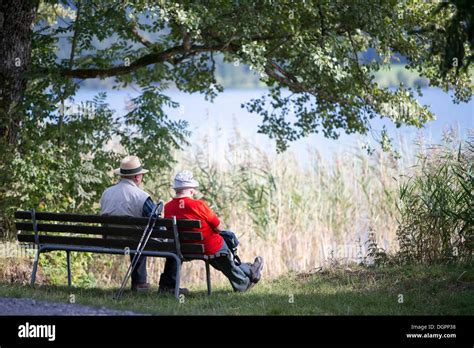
205,260,212,296
30,247,41,288
66,251,72,287
174,255,181,300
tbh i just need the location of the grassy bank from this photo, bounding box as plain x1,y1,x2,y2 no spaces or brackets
0,263,472,315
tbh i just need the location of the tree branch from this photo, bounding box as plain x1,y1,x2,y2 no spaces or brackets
60,43,229,79
347,31,374,105
59,0,82,146
265,60,305,93
59,30,293,80
121,11,155,49
128,22,153,48
264,59,344,104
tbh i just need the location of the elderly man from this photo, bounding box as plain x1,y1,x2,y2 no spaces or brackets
100,155,156,292
162,170,264,293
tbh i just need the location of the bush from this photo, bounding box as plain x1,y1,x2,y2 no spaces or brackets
395,133,473,264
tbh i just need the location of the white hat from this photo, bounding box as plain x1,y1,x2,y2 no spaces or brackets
114,156,149,176
173,170,199,189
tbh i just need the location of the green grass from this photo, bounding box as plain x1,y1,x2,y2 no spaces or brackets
0,263,472,315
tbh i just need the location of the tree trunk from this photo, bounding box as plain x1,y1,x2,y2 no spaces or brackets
0,0,38,147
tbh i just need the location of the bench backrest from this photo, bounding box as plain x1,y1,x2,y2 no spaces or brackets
14,210,204,257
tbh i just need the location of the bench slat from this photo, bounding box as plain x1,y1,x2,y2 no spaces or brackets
15,222,203,241
17,234,205,254
14,211,201,229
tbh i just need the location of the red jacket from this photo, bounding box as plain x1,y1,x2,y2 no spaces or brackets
164,197,224,255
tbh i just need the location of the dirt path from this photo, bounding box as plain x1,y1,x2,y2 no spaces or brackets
0,297,145,315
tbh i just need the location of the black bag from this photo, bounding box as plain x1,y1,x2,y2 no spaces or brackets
220,230,241,265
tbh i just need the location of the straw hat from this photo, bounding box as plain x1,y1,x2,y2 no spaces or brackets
114,155,149,176
173,170,199,189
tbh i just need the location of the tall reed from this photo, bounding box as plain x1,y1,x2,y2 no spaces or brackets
141,125,403,285
396,130,473,264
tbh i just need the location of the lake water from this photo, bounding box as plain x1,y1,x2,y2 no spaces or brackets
75,87,473,165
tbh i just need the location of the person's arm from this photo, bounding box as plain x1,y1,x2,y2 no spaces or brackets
142,197,156,218
200,202,223,234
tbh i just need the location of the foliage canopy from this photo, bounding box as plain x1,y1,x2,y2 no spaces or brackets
0,0,472,236
25,0,474,151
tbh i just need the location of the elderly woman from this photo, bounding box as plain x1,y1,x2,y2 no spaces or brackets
159,170,264,294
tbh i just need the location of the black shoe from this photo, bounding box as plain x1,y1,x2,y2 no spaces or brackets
158,287,190,296
131,282,151,292
250,256,264,283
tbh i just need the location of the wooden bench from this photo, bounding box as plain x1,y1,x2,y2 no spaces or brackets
14,210,226,299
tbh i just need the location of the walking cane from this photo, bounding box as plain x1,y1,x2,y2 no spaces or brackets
114,200,164,300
